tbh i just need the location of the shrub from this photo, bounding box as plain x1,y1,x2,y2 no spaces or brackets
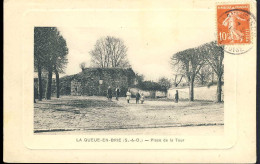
136,81,165,91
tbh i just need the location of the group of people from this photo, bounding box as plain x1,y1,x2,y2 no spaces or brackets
107,86,179,104
107,86,145,104
107,86,120,101
126,89,145,104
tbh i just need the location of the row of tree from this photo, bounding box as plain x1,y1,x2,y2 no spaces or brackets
170,41,224,102
34,27,68,100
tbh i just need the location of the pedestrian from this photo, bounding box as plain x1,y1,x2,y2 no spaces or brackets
175,90,179,103
136,90,140,104
140,93,145,104
126,89,131,103
107,86,112,101
115,86,120,101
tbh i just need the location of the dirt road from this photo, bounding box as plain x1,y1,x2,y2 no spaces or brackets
34,96,224,135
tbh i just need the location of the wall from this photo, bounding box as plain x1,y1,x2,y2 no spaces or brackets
71,80,81,96
167,85,224,101
129,88,166,98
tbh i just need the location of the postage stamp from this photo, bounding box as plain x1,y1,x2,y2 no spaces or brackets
4,0,257,162
217,4,251,45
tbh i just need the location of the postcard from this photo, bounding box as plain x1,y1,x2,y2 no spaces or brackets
4,0,256,163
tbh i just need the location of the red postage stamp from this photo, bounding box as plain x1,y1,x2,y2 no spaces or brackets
217,4,251,45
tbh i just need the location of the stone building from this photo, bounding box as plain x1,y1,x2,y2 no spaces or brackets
59,68,136,96
71,79,81,96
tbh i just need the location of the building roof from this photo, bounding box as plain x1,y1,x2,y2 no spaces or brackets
61,67,136,81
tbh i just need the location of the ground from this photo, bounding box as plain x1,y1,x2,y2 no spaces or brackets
34,96,224,135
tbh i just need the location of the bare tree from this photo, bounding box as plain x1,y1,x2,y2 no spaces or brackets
170,59,184,87
90,36,130,68
90,38,108,67
195,64,212,85
173,74,184,87
171,48,205,101
201,41,224,102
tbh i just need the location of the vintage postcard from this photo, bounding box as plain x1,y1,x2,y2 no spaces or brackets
4,0,256,163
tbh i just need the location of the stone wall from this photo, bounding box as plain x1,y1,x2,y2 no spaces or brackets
71,80,81,96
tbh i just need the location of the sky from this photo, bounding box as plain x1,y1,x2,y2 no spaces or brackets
58,7,216,81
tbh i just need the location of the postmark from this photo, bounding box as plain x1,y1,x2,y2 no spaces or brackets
216,4,256,55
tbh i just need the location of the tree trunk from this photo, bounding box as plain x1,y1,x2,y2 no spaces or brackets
55,71,60,98
37,65,43,101
46,70,53,100
216,76,222,102
34,86,37,103
174,75,183,88
189,78,194,101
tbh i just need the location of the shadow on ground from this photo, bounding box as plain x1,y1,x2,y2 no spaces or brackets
34,96,224,133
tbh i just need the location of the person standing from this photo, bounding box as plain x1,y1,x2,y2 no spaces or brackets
140,93,145,104
126,89,131,103
136,90,141,104
175,90,179,103
115,86,120,101
107,86,112,101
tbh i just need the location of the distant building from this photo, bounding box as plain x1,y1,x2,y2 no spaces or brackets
59,68,136,96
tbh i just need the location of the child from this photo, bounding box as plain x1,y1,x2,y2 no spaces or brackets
140,93,145,104
126,89,131,103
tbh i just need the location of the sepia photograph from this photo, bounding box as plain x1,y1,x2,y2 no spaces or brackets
4,0,256,162
33,26,224,135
